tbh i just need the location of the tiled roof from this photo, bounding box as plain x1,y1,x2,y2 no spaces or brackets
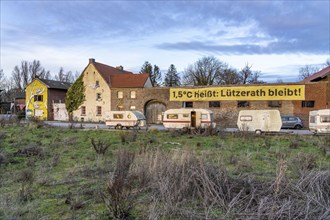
93,62,133,84
303,66,330,82
38,78,72,90
110,73,149,88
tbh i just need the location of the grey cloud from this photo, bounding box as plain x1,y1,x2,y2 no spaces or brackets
156,38,327,55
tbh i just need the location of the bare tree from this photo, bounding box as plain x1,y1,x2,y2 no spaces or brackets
298,65,320,81
219,68,240,85
29,60,50,80
54,67,74,83
183,56,227,86
11,60,50,90
0,69,6,91
239,64,264,84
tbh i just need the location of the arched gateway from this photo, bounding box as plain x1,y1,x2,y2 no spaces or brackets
144,100,166,124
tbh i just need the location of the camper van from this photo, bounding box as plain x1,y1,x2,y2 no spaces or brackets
309,109,330,133
162,108,216,129
105,111,147,129
237,110,282,134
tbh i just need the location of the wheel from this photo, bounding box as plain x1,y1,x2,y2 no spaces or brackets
116,124,123,130
294,124,302,129
255,130,262,135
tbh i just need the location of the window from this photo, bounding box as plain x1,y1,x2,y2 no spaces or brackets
96,93,102,100
34,95,43,102
237,101,249,108
182,102,193,108
320,116,330,123
81,106,86,115
302,101,315,108
113,114,123,119
209,101,220,108
96,106,102,116
201,114,208,119
117,91,123,99
309,116,316,123
268,101,281,107
130,105,136,110
240,115,252,121
167,114,178,119
95,80,99,87
130,91,136,99
183,114,189,118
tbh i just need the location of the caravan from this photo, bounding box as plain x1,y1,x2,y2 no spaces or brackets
162,108,216,129
237,110,282,134
105,111,147,129
309,109,330,133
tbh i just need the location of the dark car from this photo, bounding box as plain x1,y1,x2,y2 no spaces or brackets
281,116,304,129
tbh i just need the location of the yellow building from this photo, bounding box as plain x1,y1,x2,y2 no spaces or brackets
25,78,71,120
72,58,152,122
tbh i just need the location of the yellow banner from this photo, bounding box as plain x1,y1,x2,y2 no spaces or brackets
170,85,305,101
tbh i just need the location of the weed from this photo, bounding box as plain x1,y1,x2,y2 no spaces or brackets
91,138,110,156
102,149,136,219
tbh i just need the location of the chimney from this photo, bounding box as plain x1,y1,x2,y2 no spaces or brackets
89,58,95,64
116,65,124,70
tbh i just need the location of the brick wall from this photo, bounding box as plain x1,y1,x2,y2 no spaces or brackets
110,82,329,128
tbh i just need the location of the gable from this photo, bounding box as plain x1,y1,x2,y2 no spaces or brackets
303,66,330,82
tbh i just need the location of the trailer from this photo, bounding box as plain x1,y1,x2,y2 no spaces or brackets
309,109,330,133
162,108,216,130
105,111,147,129
237,110,282,134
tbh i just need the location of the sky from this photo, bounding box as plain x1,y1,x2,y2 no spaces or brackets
1,0,329,83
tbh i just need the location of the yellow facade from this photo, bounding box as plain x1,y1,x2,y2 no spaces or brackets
72,64,111,122
25,79,48,120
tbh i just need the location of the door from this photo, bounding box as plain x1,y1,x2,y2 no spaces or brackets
191,111,196,127
145,101,166,124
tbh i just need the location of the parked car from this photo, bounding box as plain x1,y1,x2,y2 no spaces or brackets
281,116,304,129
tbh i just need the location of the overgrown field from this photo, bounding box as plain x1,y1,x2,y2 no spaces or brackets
0,123,329,219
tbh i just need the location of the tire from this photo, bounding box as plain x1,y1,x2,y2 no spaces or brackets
294,124,302,129
116,124,123,130
255,130,262,135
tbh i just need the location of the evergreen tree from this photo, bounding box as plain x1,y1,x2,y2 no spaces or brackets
65,74,85,121
164,64,181,87
140,61,162,86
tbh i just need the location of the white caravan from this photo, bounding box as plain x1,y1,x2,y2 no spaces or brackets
162,108,216,129
237,110,282,134
309,109,330,133
105,111,146,129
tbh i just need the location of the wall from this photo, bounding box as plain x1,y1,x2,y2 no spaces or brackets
25,79,48,120
73,64,111,122
48,89,69,120
110,82,329,127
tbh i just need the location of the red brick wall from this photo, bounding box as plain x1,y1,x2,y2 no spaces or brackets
111,81,329,127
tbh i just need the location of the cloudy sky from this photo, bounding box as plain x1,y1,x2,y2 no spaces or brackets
1,1,329,82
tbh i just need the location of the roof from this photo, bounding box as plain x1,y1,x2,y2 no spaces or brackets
303,66,330,82
38,78,72,90
109,74,149,88
93,62,133,84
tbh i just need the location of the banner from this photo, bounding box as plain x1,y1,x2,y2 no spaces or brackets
170,85,305,101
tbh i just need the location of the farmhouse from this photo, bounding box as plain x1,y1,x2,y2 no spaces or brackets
73,59,329,127
25,78,71,120
72,58,152,122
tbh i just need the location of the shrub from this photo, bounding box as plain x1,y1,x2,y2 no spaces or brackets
102,149,137,219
